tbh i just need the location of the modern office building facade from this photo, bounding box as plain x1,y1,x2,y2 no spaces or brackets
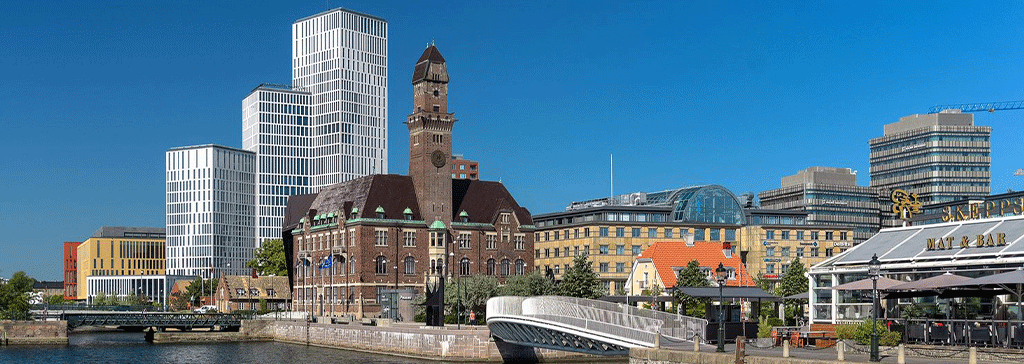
166,145,256,278
739,209,854,286
532,185,747,294
760,167,880,243
450,154,479,180
75,227,166,300
243,84,313,247
869,111,991,228
292,8,388,186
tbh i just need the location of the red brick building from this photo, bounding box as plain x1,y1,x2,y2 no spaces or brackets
450,154,479,180
63,241,81,300
284,45,535,319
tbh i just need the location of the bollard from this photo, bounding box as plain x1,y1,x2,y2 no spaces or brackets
898,344,905,364
734,336,746,364
655,333,660,349
969,346,977,364
694,334,700,352
837,340,845,361
783,339,790,358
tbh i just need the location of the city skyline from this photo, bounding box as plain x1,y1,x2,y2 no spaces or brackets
3,1,1024,280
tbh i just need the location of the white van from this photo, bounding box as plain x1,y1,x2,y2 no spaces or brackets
193,305,217,313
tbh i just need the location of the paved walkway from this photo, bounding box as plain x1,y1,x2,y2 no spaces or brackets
660,340,1022,364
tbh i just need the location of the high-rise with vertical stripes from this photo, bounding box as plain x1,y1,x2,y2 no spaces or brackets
244,7,388,248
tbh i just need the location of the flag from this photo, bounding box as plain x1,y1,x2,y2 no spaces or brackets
320,257,332,270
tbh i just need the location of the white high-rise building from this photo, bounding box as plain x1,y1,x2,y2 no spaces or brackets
293,8,389,186
166,145,255,278
243,84,313,246
242,7,388,249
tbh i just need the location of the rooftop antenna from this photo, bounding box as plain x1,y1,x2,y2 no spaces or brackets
610,154,614,203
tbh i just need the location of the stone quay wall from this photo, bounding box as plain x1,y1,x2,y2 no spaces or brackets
0,320,68,345
270,320,603,362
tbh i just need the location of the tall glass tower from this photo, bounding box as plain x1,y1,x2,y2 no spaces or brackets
293,8,388,187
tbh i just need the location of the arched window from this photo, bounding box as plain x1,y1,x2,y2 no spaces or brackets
486,258,496,276
500,259,511,277
515,259,526,275
430,259,436,274
404,256,416,275
375,256,387,275
460,258,471,276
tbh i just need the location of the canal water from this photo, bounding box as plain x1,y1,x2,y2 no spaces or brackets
0,331,441,364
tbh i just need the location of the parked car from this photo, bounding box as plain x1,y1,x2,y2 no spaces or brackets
193,305,217,313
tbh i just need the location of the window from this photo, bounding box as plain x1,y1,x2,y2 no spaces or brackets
797,231,804,240
553,265,560,275
825,248,834,257
544,248,550,258
616,262,625,273
500,259,511,276
487,234,497,250
458,232,471,249
599,263,609,273
236,288,245,296
694,229,705,241
375,230,387,246
404,257,415,275
574,229,579,238
810,247,819,257
375,256,387,275
765,230,775,239
797,247,804,257
811,231,819,240
781,247,790,257
632,228,641,237
766,264,775,274
766,247,775,257
514,235,525,250
599,245,609,255
710,229,720,240
430,231,444,247
600,227,609,237
574,246,580,256
616,245,625,255
840,232,848,240
460,258,470,276
535,249,540,258
781,264,790,274
515,259,525,275
487,259,496,275
564,247,569,257
501,213,510,224
665,229,673,238
616,228,625,237
725,229,736,241
553,248,560,257
403,231,416,247
826,232,834,240
631,245,642,256
554,231,560,240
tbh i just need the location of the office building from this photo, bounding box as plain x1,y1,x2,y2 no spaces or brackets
739,209,853,286
243,84,313,247
450,154,479,180
869,111,991,227
759,167,880,243
63,241,81,300
85,274,190,307
166,145,255,278
283,45,534,318
75,227,166,300
532,185,747,294
293,8,388,186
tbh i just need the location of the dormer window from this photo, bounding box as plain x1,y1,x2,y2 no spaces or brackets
375,206,385,219
459,210,469,223
350,207,359,219
266,288,276,297
249,288,259,296
236,288,245,296
403,208,413,220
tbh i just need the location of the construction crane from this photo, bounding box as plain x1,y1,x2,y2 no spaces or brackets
928,100,1024,114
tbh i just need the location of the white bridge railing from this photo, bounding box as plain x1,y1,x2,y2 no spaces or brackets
487,296,707,347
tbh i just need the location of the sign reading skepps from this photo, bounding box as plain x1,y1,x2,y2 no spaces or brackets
941,197,1024,223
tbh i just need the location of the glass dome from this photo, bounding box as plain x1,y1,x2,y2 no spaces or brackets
647,185,746,224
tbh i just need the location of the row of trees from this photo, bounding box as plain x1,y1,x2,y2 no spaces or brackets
0,271,35,319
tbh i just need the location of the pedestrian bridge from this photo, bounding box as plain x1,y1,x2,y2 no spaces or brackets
486,296,707,356
62,312,248,331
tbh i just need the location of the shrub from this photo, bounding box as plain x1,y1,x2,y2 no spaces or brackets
757,317,774,338
836,320,901,346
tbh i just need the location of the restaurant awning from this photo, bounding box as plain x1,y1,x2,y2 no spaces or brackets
832,276,904,291
889,272,971,291
673,287,780,301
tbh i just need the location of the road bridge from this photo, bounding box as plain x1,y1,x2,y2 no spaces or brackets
61,312,248,331
486,296,707,356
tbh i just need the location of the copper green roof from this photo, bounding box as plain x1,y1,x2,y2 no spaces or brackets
403,207,413,215
429,220,446,229
326,212,335,218
351,207,359,213
459,210,469,217
375,205,385,213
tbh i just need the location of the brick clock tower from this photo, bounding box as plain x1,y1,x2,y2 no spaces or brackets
407,44,455,227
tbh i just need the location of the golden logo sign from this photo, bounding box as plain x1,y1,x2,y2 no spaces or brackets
891,189,922,221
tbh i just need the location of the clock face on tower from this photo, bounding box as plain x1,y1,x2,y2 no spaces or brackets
431,150,446,168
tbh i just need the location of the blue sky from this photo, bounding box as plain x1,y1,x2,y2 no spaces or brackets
2,1,1023,281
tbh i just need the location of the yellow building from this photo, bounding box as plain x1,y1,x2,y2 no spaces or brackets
532,186,748,294
739,209,854,286
75,226,166,300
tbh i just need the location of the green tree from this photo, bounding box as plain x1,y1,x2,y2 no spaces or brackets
44,294,70,305
447,275,499,323
557,254,603,299
247,239,287,276
501,270,554,297
168,291,191,311
673,260,710,317
182,277,219,306
0,271,35,320
777,257,808,325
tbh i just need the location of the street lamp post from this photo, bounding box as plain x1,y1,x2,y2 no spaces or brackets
715,262,728,353
868,253,881,362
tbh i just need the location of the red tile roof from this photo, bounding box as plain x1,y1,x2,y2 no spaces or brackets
638,241,755,288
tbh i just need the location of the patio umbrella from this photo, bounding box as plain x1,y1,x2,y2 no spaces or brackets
785,292,809,300
889,272,971,291
950,268,1024,317
832,276,904,291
